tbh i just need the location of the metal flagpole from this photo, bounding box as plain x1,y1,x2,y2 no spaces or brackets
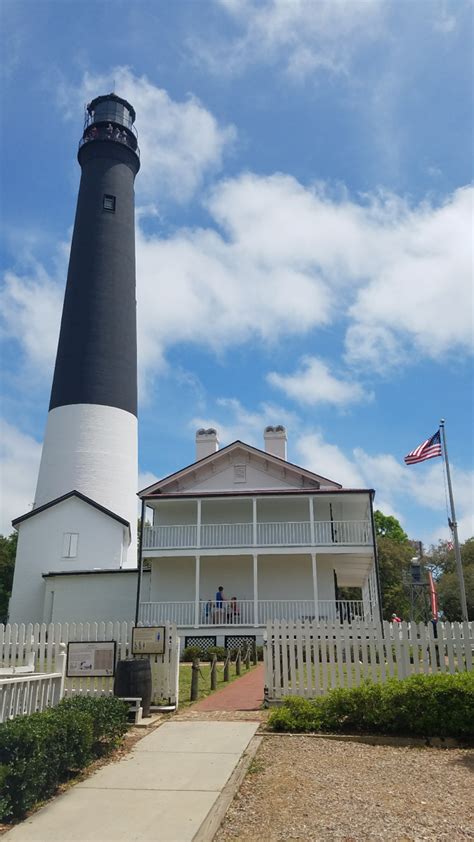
439,419,469,621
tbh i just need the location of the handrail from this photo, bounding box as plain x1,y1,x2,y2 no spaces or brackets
143,519,371,549
139,599,368,626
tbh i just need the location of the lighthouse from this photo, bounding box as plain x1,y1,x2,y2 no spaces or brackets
9,95,140,623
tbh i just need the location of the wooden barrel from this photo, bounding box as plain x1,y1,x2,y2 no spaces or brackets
114,658,152,717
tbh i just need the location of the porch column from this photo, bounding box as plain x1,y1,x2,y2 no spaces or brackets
252,497,257,546
311,552,319,621
309,495,315,545
196,498,202,549
194,555,200,627
253,553,258,626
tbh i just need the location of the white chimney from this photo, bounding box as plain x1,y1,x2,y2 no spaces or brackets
196,428,219,461
264,425,287,460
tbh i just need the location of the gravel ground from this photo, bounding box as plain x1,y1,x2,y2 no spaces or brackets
216,735,474,841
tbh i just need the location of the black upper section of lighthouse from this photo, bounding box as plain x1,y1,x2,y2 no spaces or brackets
49,94,140,417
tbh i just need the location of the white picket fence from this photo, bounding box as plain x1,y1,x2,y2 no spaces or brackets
0,621,180,708
264,620,474,702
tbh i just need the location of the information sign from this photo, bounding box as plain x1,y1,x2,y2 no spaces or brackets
132,626,166,655
67,641,117,677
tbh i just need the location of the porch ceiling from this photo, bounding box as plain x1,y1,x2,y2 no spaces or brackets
333,553,373,587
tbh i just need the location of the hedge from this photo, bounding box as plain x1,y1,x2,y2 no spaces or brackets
268,672,474,740
0,696,128,822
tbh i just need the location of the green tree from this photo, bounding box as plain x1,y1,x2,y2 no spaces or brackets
0,532,17,623
426,537,474,620
377,534,413,620
374,510,409,543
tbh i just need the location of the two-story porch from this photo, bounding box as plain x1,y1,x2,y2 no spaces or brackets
137,488,380,645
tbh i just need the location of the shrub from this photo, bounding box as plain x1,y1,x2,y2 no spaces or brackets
0,696,128,821
59,696,128,753
205,646,227,662
181,646,202,662
268,672,474,740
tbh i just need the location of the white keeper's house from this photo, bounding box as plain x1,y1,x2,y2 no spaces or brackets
137,426,381,651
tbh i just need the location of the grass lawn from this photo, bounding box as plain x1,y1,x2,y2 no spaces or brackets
179,660,258,707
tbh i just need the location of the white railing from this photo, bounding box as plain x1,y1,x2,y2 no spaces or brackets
257,600,365,624
199,599,255,626
0,671,64,723
257,521,311,545
140,601,195,627
264,620,474,701
143,524,197,549
201,522,253,547
0,644,66,723
138,599,367,627
143,520,371,550
314,520,371,545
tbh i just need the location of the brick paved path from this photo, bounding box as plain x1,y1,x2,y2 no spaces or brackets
191,664,265,712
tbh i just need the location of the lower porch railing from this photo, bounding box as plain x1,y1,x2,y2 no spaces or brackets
138,599,368,627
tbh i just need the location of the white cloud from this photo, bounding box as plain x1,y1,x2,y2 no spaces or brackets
2,173,472,388
0,266,63,376
139,174,472,376
296,432,364,488
268,356,369,407
0,420,42,535
297,432,474,543
59,67,236,203
193,0,385,79
345,186,474,369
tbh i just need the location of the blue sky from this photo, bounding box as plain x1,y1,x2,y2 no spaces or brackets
1,0,473,547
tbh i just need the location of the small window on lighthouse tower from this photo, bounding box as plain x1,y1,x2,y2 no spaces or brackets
103,194,116,212
62,533,79,558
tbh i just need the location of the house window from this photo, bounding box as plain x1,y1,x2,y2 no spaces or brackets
103,194,116,212
62,533,79,558
234,465,246,483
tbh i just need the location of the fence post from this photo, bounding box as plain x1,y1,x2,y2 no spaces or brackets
190,658,200,702
224,651,230,682
236,649,241,676
210,655,217,690
57,642,67,701
252,642,258,666
245,647,251,670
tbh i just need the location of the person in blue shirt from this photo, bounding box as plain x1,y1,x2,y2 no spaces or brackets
214,586,225,622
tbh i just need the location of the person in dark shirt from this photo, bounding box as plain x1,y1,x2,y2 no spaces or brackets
214,586,225,622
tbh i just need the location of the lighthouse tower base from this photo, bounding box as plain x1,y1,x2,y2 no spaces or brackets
35,402,137,564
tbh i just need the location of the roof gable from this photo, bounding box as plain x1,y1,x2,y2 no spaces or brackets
139,440,342,497
12,490,130,532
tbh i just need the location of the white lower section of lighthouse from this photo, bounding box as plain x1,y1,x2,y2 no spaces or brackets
34,403,137,566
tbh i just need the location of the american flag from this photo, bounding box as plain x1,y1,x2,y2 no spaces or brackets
404,430,442,465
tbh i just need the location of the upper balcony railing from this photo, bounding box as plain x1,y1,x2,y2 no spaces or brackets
78,123,140,157
143,520,371,550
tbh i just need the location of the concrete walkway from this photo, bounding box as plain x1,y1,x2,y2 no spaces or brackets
191,664,265,712
4,720,259,842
